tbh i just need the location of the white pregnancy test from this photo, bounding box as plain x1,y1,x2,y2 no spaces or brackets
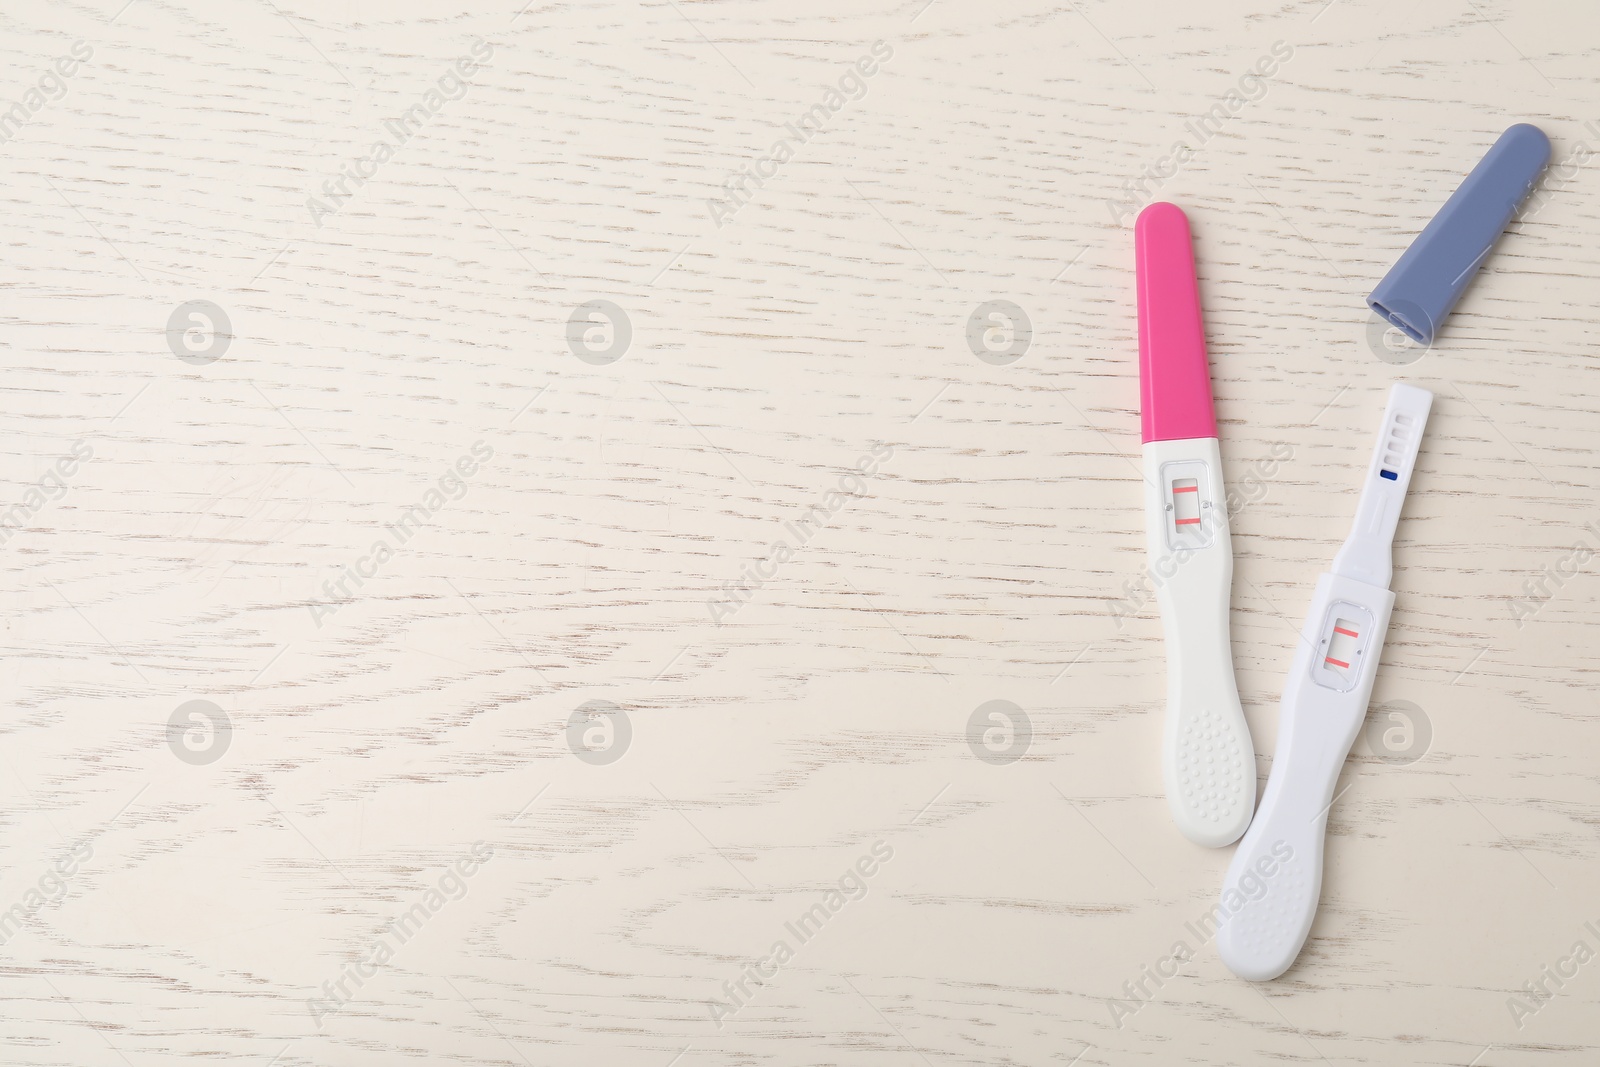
1217,382,1433,981
1135,203,1255,848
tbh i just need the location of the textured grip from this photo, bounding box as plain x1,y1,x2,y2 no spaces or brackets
1166,692,1254,846
1215,800,1325,981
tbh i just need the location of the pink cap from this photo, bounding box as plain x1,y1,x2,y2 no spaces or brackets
1136,202,1218,444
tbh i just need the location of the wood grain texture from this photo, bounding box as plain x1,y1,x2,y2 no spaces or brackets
0,0,1598,1063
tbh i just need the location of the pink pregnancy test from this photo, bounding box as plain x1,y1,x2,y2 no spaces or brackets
1136,202,1255,848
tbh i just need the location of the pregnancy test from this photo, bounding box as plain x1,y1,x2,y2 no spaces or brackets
1135,202,1255,848
1216,382,1433,981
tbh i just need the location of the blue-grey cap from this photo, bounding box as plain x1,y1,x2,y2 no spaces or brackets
1367,123,1550,346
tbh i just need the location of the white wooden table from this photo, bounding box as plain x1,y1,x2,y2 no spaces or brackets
2,0,1598,1063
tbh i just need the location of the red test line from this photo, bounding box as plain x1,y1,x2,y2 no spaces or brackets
1173,484,1200,525
1324,657,1350,669
1333,626,1359,638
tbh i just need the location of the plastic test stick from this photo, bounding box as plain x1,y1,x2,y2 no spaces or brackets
1135,202,1255,848
1216,382,1433,981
